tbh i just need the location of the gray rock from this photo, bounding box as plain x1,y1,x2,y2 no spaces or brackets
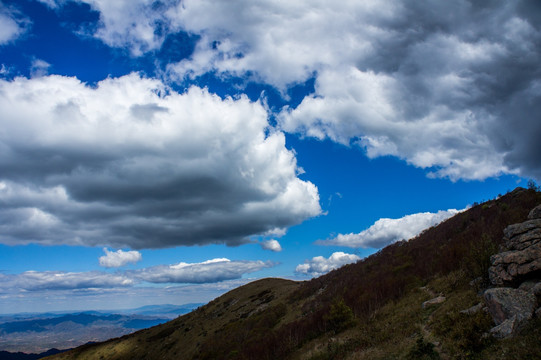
483,288,536,325
422,296,445,309
460,303,483,315
530,282,541,298
489,315,519,338
503,219,541,241
504,228,541,251
518,280,540,292
489,244,541,286
528,204,541,220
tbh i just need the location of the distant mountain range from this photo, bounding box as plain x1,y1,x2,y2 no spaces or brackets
0,303,202,356
0,348,64,360
45,188,541,359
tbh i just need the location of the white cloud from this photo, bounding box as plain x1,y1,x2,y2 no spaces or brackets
0,278,252,314
134,258,273,284
260,239,282,252
39,0,176,56
0,258,274,294
0,5,28,45
99,248,142,268
295,252,360,277
0,271,134,291
0,74,321,249
318,209,464,249
30,59,51,77
52,0,541,181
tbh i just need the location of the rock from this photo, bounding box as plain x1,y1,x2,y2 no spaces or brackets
422,296,445,309
489,315,519,338
530,281,541,298
503,219,541,242
489,211,541,286
460,303,483,315
469,277,482,287
528,204,541,220
489,246,541,286
504,228,541,251
518,279,539,292
482,204,541,337
483,288,536,325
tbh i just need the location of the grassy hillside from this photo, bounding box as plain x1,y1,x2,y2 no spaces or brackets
46,188,541,360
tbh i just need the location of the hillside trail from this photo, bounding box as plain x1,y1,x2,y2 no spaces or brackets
419,286,450,360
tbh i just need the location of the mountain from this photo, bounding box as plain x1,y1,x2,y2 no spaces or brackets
0,348,65,360
46,188,541,359
0,304,201,354
117,304,204,318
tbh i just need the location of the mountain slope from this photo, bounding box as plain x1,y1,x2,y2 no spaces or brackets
46,188,541,360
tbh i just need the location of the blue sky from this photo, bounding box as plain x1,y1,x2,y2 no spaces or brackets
0,0,539,314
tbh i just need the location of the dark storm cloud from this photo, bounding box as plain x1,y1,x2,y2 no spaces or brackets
0,74,321,248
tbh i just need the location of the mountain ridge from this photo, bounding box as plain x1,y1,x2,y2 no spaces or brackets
46,187,541,359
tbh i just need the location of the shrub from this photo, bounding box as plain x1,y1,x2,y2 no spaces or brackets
406,337,440,360
324,299,356,334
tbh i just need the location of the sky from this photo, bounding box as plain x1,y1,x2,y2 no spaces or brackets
0,0,540,314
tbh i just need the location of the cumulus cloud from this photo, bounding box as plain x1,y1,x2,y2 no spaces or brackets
134,258,273,284
0,258,274,293
51,0,541,180
318,209,463,249
0,271,134,291
29,59,51,77
260,239,282,252
99,248,142,268
295,252,360,277
0,74,321,249
38,0,178,56
0,277,252,314
0,4,28,45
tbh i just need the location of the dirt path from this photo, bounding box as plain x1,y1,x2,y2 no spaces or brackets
419,287,450,360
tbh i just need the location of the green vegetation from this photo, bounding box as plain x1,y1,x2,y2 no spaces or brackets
46,188,541,360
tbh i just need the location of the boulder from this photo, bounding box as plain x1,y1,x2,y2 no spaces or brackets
518,279,539,293
529,281,541,298
528,204,541,220
489,315,519,339
483,288,536,326
460,303,483,315
422,296,445,309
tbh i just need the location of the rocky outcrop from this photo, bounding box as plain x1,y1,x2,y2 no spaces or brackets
489,205,541,286
489,246,541,286
483,204,541,338
528,204,541,220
